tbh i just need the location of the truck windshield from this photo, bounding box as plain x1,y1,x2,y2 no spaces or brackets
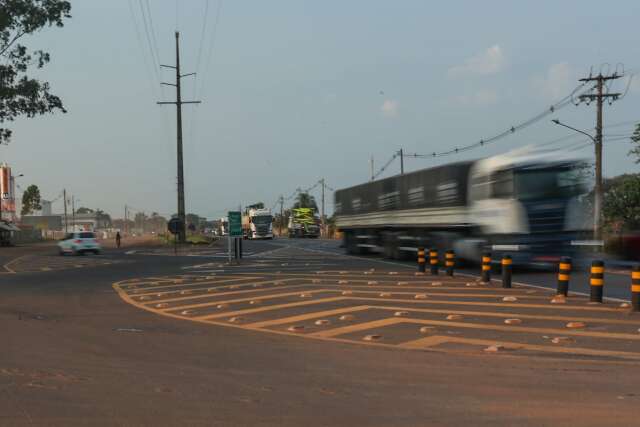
514,167,587,200
252,215,272,225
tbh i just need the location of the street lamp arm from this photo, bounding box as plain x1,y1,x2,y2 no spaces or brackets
551,119,596,144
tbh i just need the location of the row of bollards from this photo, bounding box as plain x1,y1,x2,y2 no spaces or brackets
416,248,640,311
417,248,456,277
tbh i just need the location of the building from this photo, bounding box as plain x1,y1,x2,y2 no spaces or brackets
20,215,63,231
0,163,17,222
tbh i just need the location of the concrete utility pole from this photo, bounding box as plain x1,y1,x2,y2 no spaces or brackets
63,189,68,233
398,148,404,175
578,72,622,241
157,31,201,243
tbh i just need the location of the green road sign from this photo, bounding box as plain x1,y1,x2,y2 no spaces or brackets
228,211,242,237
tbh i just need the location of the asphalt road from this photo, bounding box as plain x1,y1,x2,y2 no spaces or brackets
1,238,639,426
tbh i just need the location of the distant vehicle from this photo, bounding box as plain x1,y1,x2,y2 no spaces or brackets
219,218,229,236
243,208,273,239
58,231,102,255
334,147,591,264
288,207,320,238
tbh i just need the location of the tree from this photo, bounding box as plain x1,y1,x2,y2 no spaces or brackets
0,1,72,144
95,209,111,228
20,183,41,215
629,123,640,163
292,192,318,212
602,174,640,232
75,206,93,214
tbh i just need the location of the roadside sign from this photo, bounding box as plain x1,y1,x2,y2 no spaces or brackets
228,211,242,237
167,217,183,235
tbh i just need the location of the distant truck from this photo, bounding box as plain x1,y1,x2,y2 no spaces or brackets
243,208,273,239
288,208,320,238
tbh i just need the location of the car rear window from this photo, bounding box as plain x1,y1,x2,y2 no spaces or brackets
79,232,95,239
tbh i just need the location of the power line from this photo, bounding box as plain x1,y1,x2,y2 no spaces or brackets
137,0,160,77
197,0,223,100
372,82,596,180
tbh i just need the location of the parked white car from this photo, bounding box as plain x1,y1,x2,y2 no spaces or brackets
58,231,101,255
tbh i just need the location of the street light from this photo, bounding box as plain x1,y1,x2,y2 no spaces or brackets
551,119,600,240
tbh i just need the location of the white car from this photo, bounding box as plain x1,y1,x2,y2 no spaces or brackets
58,231,102,255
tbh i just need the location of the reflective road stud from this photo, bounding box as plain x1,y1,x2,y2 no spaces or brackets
501,255,512,289
429,248,439,275
557,257,571,297
632,265,640,312
417,247,426,273
445,250,455,276
481,252,491,283
590,260,604,303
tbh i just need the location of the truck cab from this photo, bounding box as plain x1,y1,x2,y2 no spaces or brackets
463,147,591,263
246,208,273,239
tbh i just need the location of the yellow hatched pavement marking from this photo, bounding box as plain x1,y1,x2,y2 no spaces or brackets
380,317,640,341
195,296,349,320
399,336,640,361
162,288,333,312
310,318,404,338
139,279,303,304
346,296,621,313
342,289,554,301
121,276,260,293
367,304,640,326
244,306,372,329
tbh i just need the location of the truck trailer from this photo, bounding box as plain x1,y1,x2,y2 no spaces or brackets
334,148,592,264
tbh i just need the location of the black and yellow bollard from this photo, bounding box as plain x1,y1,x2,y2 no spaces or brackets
501,255,512,288
429,248,439,275
632,265,640,312
417,247,426,273
445,250,455,276
590,260,604,303
557,257,571,296
481,252,491,283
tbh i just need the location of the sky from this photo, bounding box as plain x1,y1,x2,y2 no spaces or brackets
5,0,640,219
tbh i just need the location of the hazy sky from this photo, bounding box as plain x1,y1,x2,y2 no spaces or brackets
6,0,640,219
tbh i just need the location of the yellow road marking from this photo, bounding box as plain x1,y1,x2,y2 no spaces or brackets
162,289,333,312
120,276,261,293
367,304,640,326
399,336,640,361
389,317,640,341
342,289,553,301
310,317,403,338
346,296,621,313
194,296,349,320
137,279,303,304
244,306,371,329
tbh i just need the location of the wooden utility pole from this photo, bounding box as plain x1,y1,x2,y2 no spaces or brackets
320,178,325,237
398,148,404,175
279,195,284,237
63,189,68,233
370,155,374,181
71,195,75,232
157,31,201,243
578,73,622,240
